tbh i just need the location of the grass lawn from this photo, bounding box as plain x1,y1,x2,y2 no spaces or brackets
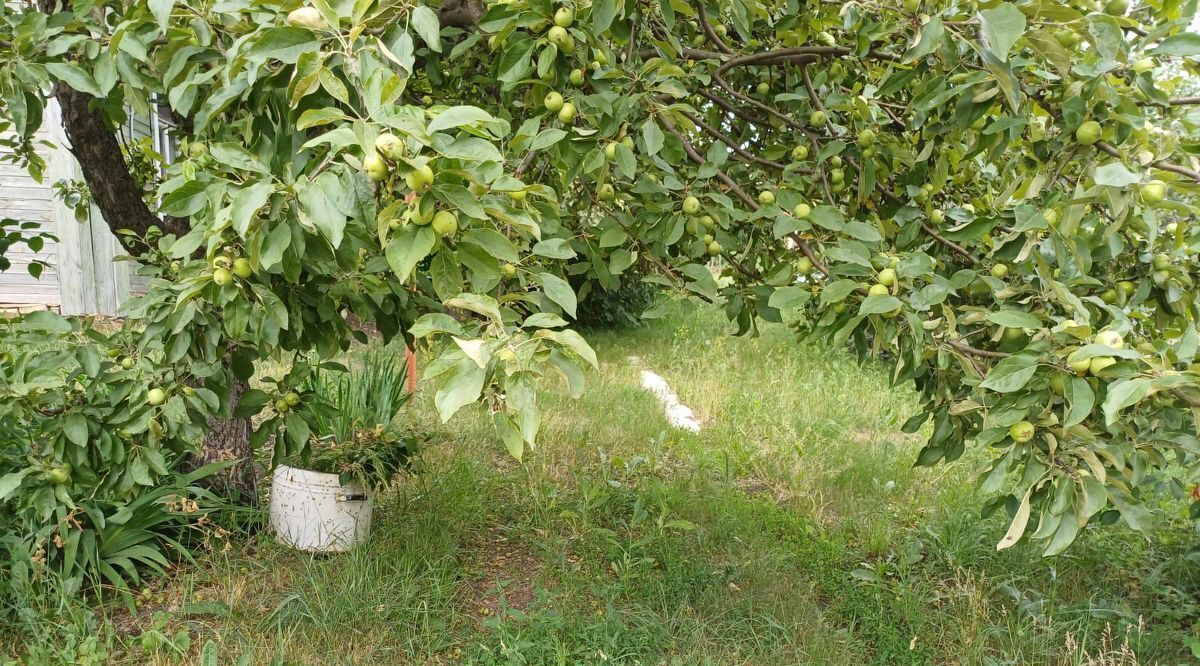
11,303,1199,665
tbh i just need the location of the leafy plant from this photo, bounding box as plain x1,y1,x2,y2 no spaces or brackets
284,349,421,491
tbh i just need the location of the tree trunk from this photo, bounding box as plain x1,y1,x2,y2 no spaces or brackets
186,376,258,500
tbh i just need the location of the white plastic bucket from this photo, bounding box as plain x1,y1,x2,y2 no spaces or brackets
269,465,374,552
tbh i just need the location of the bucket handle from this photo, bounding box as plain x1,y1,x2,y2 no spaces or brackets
337,492,368,502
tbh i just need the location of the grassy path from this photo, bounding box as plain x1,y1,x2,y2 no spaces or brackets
53,305,1200,664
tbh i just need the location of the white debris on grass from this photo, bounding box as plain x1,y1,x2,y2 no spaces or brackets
629,356,702,433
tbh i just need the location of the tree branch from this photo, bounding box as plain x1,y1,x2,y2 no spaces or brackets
53,84,187,253
694,2,734,55
657,110,758,208
947,340,1010,358
677,108,785,171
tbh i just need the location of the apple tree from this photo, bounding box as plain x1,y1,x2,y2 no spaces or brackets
3,0,1200,554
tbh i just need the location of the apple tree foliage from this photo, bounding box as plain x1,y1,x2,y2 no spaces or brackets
3,0,1200,555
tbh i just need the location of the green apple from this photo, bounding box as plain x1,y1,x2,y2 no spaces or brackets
1069,357,1092,374
1096,330,1124,349
699,215,715,230
543,91,564,112
830,168,845,184
187,142,207,159
553,6,574,27
121,356,136,370
791,145,809,161
1048,373,1066,395
756,81,770,96
990,263,1008,279
685,219,699,235
1152,253,1171,271
547,26,570,48
1140,180,1168,205
930,209,945,224
558,102,576,123
284,392,301,406
796,257,813,274
793,203,811,219
904,0,920,11
375,133,404,160
621,136,634,150
1075,120,1102,145
818,31,836,46
758,190,775,205
406,163,435,191
1009,421,1035,443
46,464,72,485
147,388,167,406
569,68,585,86
363,153,388,181
605,142,618,160
501,263,518,278
858,128,876,146
1118,280,1135,296
597,183,615,201
702,233,714,244
274,399,290,413
509,189,527,203
232,258,252,278
432,210,458,237
809,110,827,126
213,267,234,286
1152,269,1170,286
877,268,897,287
682,195,701,215
868,283,890,296
1043,209,1058,225
706,241,723,256
1104,0,1128,14
1089,356,1116,375
1100,288,1118,304
287,6,328,30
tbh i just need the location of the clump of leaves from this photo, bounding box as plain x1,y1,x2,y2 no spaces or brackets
289,349,421,491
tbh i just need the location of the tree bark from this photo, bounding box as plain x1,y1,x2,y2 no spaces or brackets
185,376,258,500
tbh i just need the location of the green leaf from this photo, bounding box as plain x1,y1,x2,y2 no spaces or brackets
233,389,272,418
1063,376,1094,428
530,128,568,150
859,294,902,315
148,0,175,31
428,105,498,133
768,286,811,310
245,27,318,64
462,228,519,262
905,17,944,62
986,310,1041,329
62,412,89,446
0,470,30,501
979,353,1039,393
642,119,664,156
536,329,598,369
842,220,882,242
1150,32,1200,56
1109,489,1153,532
43,63,102,97
537,272,577,318
808,205,845,231
996,490,1032,550
444,292,503,323
593,0,616,33
159,181,209,217
385,224,436,282
1102,378,1151,425
979,3,1026,61
409,313,464,338
434,358,485,422
532,238,576,259
297,107,348,130
231,181,274,238
523,313,569,328
1094,162,1140,187
411,6,443,53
